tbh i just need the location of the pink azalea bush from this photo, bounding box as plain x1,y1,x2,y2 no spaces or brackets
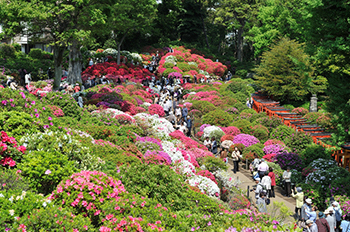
263,144,289,155
144,150,172,165
222,126,241,137
264,139,285,146
148,104,165,117
292,107,308,116
232,134,260,147
197,170,218,184
0,131,26,167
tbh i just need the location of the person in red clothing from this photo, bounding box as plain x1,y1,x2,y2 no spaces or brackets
316,212,330,232
74,83,80,93
268,167,276,198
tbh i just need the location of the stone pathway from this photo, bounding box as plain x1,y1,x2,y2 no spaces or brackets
226,161,297,224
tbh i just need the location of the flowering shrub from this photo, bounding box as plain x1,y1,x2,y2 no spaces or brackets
47,105,64,117
200,124,211,132
49,170,126,226
232,134,260,147
262,154,276,162
264,139,285,146
242,143,264,160
221,135,235,142
309,158,337,170
148,104,165,117
115,114,135,124
292,107,308,116
0,131,26,167
202,126,225,141
263,144,290,155
222,126,241,137
302,166,316,177
316,114,332,129
197,170,218,184
270,125,295,141
144,150,172,165
275,152,303,170
225,107,239,115
256,116,283,129
284,131,313,154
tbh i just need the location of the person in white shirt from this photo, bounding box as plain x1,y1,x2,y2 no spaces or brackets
203,137,211,150
89,58,94,66
179,122,188,134
253,178,263,199
25,72,32,87
283,167,292,197
175,106,182,117
260,172,272,197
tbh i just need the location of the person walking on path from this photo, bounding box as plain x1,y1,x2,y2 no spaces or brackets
256,192,267,213
220,148,228,164
257,159,269,178
268,167,276,198
301,199,313,223
283,167,292,197
292,187,304,220
231,147,241,174
261,172,271,197
325,209,336,232
330,201,342,232
340,213,350,232
304,220,318,232
182,105,188,119
253,178,263,199
185,115,192,137
316,212,330,232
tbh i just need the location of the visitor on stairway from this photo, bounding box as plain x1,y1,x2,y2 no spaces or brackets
185,115,192,137
257,159,269,178
340,213,350,232
292,187,304,220
268,167,276,198
231,146,241,174
282,167,292,197
204,137,211,150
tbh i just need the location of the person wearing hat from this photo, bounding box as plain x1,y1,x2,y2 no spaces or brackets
330,201,342,232
292,187,304,220
301,198,313,223
316,212,330,232
325,209,336,232
340,213,350,232
305,219,318,232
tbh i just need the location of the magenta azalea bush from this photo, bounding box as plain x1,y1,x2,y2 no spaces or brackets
200,124,211,132
222,126,241,137
232,134,260,147
144,150,172,165
263,144,289,155
148,104,165,117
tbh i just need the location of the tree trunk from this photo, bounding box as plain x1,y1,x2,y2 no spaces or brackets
116,30,129,65
68,40,82,84
201,14,210,49
53,45,65,90
237,26,244,62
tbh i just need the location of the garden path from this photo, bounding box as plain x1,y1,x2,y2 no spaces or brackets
226,162,296,214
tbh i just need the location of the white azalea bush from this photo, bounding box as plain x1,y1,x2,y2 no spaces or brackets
103,48,118,58
134,113,174,140
202,126,225,141
188,175,220,197
214,169,240,190
20,131,104,170
131,52,143,63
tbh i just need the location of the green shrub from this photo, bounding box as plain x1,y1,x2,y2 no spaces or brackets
163,68,177,77
199,156,228,173
202,109,233,127
250,112,267,123
304,112,323,124
233,102,248,112
284,131,313,155
163,62,175,68
242,143,264,160
252,125,269,144
282,104,295,110
18,151,77,195
241,109,257,115
0,169,30,192
42,92,82,118
177,62,191,71
256,116,284,130
0,189,45,227
12,205,93,231
191,100,216,115
290,169,303,185
0,43,16,58
28,48,43,59
270,125,295,141
301,144,331,167
231,119,252,134
233,92,249,103
20,131,104,171
0,111,43,140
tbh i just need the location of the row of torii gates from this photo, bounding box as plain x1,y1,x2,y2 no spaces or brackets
252,92,350,171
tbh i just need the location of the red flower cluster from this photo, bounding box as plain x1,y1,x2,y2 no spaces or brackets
0,131,26,167
197,170,218,184
148,104,165,117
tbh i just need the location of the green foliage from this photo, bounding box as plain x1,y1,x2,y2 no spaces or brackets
177,62,191,71
241,108,256,115
266,162,283,186
250,112,267,123
0,43,16,59
284,131,313,154
0,169,30,192
290,169,303,185
199,156,228,173
252,125,269,143
301,144,331,167
202,109,233,127
242,143,264,160
136,141,161,154
255,38,327,103
270,125,295,141
256,116,283,130
18,151,77,195
0,189,45,227
28,48,43,59
0,111,43,140
20,131,104,171
42,92,82,118
231,119,252,134
12,205,93,231
191,100,216,116
233,102,248,112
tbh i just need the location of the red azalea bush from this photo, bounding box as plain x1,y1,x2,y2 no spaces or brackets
262,154,276,162
148,104,165,117
115,114,135,125
0,131,26,167
169,131,207,150
197,170,218,184
222,126,241,137
49,170,126,226
47,105,64,117
221,135,234,142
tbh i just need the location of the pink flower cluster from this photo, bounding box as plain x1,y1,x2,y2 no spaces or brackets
263,144,289,155
115,114,135,124
144,150,172,165
93,139,121,149
169,131,207,150
0,131,26,167
263,139,285,146
181,150,199,168
232,134,260,147
149,104,165,117
197,170,217,184
222,126,241,137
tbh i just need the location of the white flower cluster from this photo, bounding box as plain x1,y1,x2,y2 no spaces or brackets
131,53,143,63
188,62,198,67
310,158,337,170
214,169,240,190
103,48,118,58
202,126,225,140
188,175,220,197
134,113,174,139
